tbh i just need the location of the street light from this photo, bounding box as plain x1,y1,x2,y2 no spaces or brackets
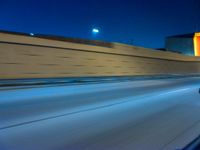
92,28,99,34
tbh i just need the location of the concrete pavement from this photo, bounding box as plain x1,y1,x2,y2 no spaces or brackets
0,77,200,150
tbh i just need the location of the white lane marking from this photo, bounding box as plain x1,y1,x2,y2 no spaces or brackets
158,88,191,96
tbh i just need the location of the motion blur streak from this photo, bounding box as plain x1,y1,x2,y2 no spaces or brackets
0,77,200,150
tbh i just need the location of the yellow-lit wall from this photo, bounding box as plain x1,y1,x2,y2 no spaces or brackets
194,33,200,56
0,32,200,79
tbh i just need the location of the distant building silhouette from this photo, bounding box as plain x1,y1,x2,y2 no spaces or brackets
165,32,200,56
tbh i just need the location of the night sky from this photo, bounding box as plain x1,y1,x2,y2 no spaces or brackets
0,0,200,48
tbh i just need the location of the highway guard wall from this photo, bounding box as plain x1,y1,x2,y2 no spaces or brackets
0,32,200,79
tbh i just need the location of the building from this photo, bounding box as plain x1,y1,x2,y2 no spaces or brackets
165,32,200,56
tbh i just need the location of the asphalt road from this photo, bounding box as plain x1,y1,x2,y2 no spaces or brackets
1,77,200,150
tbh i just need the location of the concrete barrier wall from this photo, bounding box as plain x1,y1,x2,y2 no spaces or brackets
1,32,200,79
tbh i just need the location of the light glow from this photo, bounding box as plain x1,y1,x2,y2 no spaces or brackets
194,32,200,56
92,28,99,33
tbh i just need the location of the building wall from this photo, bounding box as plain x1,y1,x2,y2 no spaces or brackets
1,32,200,79
165,37,194,56
194,33,200,56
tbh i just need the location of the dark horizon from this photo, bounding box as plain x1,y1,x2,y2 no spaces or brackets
0,0,200,49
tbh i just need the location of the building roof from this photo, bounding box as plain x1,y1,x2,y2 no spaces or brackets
166,33,195,38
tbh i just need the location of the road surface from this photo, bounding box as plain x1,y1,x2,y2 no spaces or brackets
0,77,200,150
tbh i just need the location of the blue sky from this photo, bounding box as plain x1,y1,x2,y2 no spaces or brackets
0,0,199,48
